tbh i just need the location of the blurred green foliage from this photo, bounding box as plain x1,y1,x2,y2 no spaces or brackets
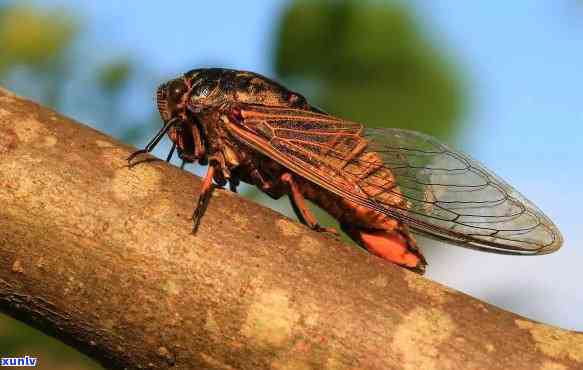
275,0,465,139
0,4,77,108
0,3,157,143
0,5,76,72
97,58,133,94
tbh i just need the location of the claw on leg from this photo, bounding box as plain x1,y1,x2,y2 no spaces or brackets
192,165,216,233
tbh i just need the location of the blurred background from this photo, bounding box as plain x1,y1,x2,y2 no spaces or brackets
1,1,581,368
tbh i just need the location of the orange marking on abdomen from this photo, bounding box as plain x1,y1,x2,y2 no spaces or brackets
358,230,421,269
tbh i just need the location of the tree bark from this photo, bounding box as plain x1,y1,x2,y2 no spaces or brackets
0,87,581,370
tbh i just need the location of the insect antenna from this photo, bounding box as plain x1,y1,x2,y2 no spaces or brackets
127,117,179,162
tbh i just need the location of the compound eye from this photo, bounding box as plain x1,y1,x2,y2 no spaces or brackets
168,80,188,104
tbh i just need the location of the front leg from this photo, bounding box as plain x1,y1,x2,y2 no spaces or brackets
280,173,339,235
192,164,216,233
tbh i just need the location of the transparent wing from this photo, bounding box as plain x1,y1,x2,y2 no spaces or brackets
357,128,563,254
228,105,563,255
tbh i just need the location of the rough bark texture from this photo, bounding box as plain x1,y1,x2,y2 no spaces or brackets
0,87,582,370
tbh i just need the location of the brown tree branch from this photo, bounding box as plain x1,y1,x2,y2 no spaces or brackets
0,87,581,370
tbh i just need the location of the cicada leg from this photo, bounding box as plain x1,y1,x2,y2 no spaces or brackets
192,164,216,233
281,173,339,235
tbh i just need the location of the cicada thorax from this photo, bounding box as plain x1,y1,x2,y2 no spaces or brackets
185,68,311,111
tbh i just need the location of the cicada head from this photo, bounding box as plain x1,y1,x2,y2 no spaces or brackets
154,77,204,163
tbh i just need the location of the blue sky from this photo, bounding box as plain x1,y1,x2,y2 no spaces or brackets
33,0,583,330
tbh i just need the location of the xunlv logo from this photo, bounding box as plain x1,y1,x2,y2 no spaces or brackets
1,356,38,367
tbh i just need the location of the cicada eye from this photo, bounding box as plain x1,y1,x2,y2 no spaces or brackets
168,79,188,104
157,79,189,121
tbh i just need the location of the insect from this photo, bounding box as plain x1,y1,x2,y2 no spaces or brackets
128,68,563,274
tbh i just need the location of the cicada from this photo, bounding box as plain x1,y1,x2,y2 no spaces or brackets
128,68,563,274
